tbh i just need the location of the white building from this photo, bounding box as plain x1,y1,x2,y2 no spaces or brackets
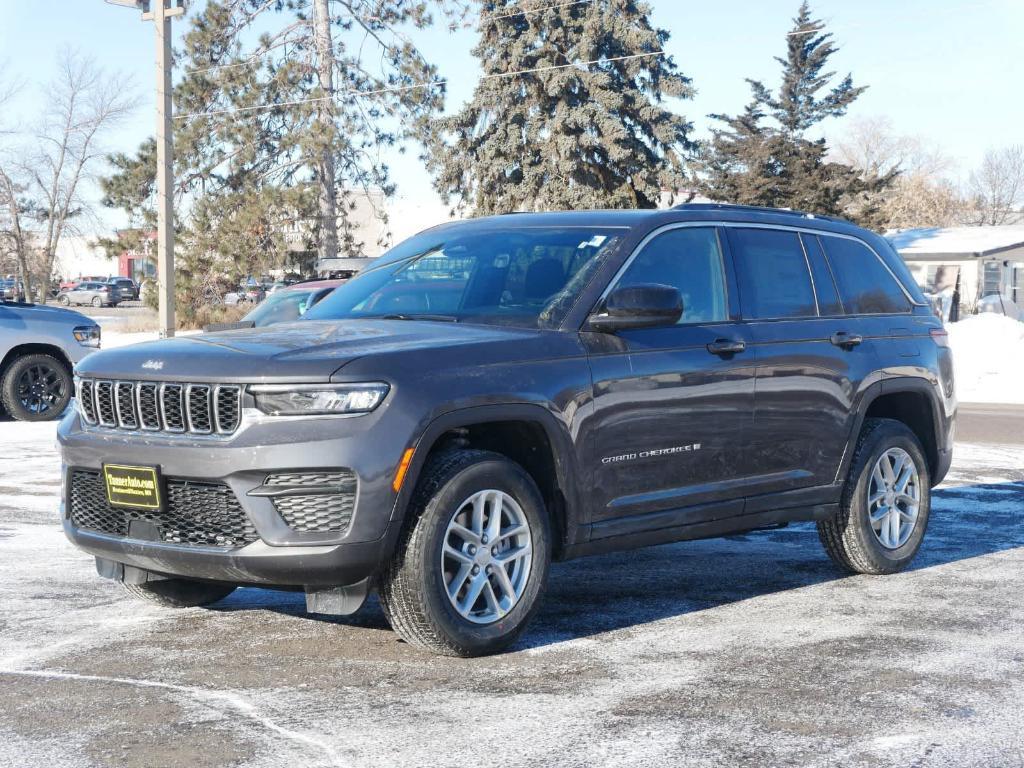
888,226,1024,316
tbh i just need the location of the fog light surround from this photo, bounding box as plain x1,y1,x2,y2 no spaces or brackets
249,382,389,416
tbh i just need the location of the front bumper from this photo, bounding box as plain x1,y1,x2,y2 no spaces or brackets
64,521,389,587
57,403,413,587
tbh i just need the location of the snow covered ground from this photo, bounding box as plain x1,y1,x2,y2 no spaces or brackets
1,416,1023,767
947,314,1024,405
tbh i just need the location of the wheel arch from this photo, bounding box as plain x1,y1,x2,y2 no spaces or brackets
394,404,585,559
0,343,74,380
842,378,946,484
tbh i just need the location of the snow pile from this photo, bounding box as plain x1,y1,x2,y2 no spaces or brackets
947,313,1024,405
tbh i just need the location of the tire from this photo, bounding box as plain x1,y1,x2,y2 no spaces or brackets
91,296,102,307
57,294,70,306
123,579,236,608
1,353,73,422
818,418,931,575
379,449,552,657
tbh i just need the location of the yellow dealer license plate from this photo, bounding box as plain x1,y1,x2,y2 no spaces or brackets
103,464,163,511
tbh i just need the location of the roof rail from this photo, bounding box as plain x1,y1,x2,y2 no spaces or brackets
670,202,851,225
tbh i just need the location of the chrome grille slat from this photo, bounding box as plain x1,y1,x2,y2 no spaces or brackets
95,381,116,427
160,383,186,433
115,381,137,429
77,379,241,436
214,385,241,433
78,380,98,424
186,384,213,434
137,383,161,430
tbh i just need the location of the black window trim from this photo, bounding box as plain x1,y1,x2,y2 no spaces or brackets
802,232,847,317
593,222,733,329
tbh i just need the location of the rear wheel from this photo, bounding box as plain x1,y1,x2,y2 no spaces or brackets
380,450,551,657
123,579,236,608
1,353,72,422
818,418,931,575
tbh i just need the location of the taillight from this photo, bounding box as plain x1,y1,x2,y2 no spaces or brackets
929,327,950,348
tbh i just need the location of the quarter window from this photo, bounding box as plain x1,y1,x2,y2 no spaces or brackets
821,236,911,314
730,228,817,319
613,227,728,324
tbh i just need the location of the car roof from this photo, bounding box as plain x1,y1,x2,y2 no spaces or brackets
412,204,865,238
280,279,346,292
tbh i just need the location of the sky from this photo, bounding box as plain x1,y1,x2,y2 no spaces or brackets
1,0,1022,234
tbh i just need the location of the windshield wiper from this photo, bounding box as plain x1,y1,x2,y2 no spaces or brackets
373,313,460,323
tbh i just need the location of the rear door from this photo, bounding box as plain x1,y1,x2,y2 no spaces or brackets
726,226,878,498
585,225,756,533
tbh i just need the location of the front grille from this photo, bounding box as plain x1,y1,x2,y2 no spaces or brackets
77,379,242,436
68,470,258,548
265,471,357,533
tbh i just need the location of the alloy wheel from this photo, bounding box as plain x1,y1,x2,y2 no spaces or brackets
867,447,921,549
15,363,66,416
440,489,533,624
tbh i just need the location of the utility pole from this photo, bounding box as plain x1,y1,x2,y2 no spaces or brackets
106,0,184,338
312,0,339,267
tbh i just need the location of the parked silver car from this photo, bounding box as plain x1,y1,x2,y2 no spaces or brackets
0,299,100,421
57,281,122,308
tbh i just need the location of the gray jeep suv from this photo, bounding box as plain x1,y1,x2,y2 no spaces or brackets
58,205,956,656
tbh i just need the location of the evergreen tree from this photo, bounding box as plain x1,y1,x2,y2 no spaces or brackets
696,2,893,224
430,0,695,214
100,0,461,322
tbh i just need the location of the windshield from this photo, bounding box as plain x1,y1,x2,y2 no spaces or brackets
244,289,323,326
303,226,623,329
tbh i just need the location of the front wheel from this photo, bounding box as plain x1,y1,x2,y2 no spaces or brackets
91,296,102,307
1,353,72,421
818,418,931,575
57,294,70,306
379,450,551,657
123,578,236,608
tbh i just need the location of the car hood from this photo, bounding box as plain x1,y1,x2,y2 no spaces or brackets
2,302,95,326
74,319,552,382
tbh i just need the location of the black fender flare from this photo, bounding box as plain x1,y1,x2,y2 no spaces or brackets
389,402,585,550
837,376,949,484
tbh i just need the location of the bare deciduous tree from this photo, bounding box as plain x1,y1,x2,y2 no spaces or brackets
1,50,137,300
967,145,1024,226
835,115,967,230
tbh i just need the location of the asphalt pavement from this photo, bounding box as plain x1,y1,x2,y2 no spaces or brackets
958,403,1024,445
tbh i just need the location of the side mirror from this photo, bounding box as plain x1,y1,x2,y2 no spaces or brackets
588,283,683,332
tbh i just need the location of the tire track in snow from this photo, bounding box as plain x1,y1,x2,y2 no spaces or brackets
1,669,346,768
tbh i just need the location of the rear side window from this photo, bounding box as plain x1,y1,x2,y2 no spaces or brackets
821,236,911,314
614,227,727,324
801,234,844,315
729,228,816,319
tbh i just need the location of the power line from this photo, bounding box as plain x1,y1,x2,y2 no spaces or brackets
183,0,596,77
173,49,665,121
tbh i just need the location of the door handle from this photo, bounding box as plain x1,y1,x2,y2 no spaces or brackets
830,331,864,348
707,338,746,356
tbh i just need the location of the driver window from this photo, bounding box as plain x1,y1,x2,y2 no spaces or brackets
614,227,727,324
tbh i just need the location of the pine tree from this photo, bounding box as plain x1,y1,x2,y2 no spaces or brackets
99,0,461,322
696,2,893,224
430,0,695,214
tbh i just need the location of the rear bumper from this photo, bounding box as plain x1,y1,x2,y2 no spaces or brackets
63,518,389,587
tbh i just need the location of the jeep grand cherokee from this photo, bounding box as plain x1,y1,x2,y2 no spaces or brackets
58,204,955,656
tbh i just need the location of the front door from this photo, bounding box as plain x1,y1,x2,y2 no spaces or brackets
584,225,756,535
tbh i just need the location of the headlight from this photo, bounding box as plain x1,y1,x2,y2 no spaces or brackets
249,382,389,416
73,325,101,348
